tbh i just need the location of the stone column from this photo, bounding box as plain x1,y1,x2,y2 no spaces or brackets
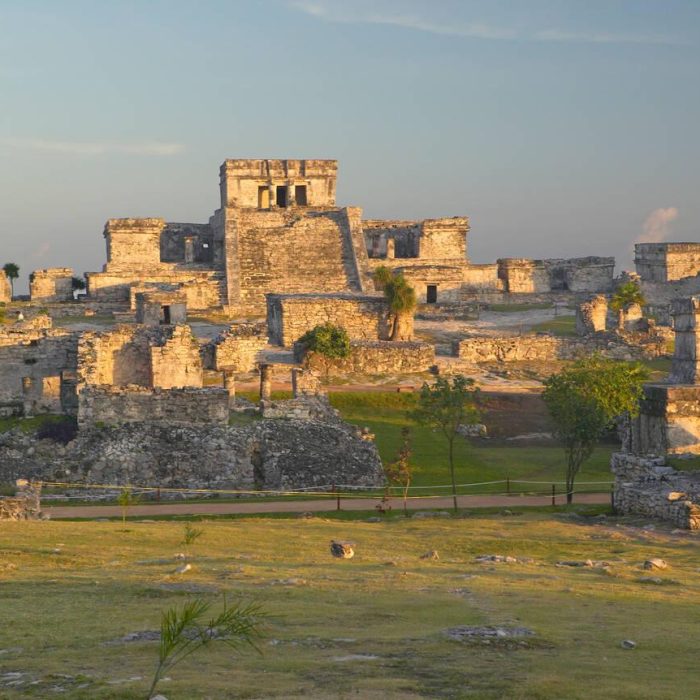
669,297,700,384
223,370,236,406
287,183,296,207
259,364,273,400
291,367,303,398
386,238,395,259
268,184,276,208
184,236,195,264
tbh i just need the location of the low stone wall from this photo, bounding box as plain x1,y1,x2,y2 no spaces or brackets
204,323,268,372
611,452,700,529
297,340,435,374
0,415,384,491
77,386,229,427
267,293,390,346
453,332,665,363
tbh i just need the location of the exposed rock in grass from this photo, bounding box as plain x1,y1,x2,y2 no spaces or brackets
621,639,636,649
643,558,668,570
332,654,379,662
445,626,535,642
420,550,439,560
413,511,450,519
474,554,534,564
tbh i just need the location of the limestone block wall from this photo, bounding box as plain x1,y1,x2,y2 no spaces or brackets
29,268,74,302
0,319,78,416
219,159,338,209
104,218,165,269
668,297,700,384
555,257,615,292
223,207,371,312
0,271,10,303
78,324,203,389
364,220,421,258
629,385,700,456
417,218,469,260
134,289,187,325
204,323,268,372
462,264,502,291
160,223,214,263
576,295,608,334
498,259,550,293
297,340,435,374
635,243,700,283
77,386,228,427
611,452,700,529
267,293,391,347
150,326,202,388
453,332,665,364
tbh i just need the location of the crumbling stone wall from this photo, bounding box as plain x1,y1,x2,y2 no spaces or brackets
0,270,10,303
203,323,268,372
576,295,608,334
611,452,700,529
0,480,42,521
77,386,228,427
297,340,435,374
134,288,187,325
453,332,664,363
29,268,74,302
267,293,391,346
498,257,614,293
77,324,203,389
0,414,384,491
635,243,700,283
0,317,78,416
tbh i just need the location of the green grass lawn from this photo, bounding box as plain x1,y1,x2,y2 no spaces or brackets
530,314,577,336
0,514,697,699
486,302,554,312
327,392,612,494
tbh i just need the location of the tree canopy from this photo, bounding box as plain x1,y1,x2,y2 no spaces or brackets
298,323,350,377
542,354,648,503
373,266,417,341
2,262,19,295
411,375,480,511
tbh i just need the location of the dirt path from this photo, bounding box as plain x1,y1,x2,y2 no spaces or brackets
45,492,609,519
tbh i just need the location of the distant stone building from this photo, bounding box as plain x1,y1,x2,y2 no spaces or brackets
29,268,74,302
0,270,11,304
85,158,616,315
635,243,700,283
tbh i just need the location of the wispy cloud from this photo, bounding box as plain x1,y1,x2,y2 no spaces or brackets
33,242,51,259
290,1,683,46
1,138,184,156
639,207,679,244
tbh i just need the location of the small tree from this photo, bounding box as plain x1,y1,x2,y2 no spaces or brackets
3,263,19,297
71,276,86,293
298,323,350,378
374,266,417,341
384,426,415,516
147,597,265,700
411,376,480,512
117,487,140,526
610,281,645,330
543,355,648,503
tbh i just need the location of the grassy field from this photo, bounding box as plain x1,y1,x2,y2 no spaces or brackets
0,513,697,699
530,315,577,336
327,392,612,493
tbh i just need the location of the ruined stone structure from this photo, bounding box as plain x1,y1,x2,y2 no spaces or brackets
576,295,608,335
498,257,615,294
133,288,187,325
613,296,700,528
298,340,435,375
29,268,74,302
0,270,11,303
635,243,700,283
267,293,391,346
0,316,78,417
203,323,268,373
84,158,618,316
453,332,664,364
0,480,42,521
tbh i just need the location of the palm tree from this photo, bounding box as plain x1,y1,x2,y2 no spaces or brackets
3,263,19,297
373,266,417,340
609,281,645,330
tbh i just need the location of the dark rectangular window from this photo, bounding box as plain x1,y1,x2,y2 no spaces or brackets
276,186,288,208
426,285,438,303
161,305,171,324
295,185,307,205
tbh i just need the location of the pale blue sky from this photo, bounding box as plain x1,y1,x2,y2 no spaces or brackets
1,0,698,291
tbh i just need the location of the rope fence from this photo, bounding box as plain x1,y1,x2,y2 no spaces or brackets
38,479,614,507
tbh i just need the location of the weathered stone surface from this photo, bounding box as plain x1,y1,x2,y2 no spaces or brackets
453,332,663,364
635,243,700,283
203,323,267,372
0,416,384,491
0,270,10,303
29,268,74,302
298,340,435,374
498,257,614,294
576,295,608,335
0,480,42,520
267,293,391,346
